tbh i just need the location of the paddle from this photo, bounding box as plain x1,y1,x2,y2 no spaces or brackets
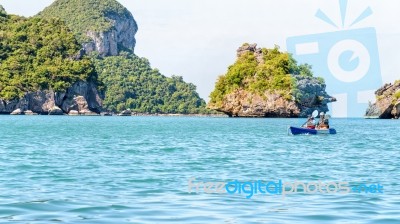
301,110,318,127
312,110,319,118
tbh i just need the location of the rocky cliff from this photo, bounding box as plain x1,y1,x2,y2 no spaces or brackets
0,81,102,115
83,17,137,56
365,81,400,119
208,44,336,117
39,0,138,56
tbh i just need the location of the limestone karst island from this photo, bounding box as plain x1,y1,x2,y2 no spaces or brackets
208,44,336,117
0,0,207,115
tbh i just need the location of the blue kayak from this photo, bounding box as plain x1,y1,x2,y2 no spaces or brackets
288,126,337,135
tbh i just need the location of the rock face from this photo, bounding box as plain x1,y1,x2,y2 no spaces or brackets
0,81,102,115
24,110,38,115
10,109,23,115
208,44,336,118
83,13,138,56
60,81,103,114
39,0,138,57
212,90,299,117
366,81,400,119
237,43,264,64
119,109,132,116
48,106,64,115
210,87,335,118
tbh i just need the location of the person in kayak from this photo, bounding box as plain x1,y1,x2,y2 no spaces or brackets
303,115,316,129
317,112,329,129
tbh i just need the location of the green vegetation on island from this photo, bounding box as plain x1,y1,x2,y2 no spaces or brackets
395,90,400,101
0,12,95,101
0,2,209,114
208,43,333,117
93,52,208,114
209,44,322,107
38,0,132,43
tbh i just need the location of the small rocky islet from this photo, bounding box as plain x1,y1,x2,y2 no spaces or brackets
207,44,336,117
366,81,400,119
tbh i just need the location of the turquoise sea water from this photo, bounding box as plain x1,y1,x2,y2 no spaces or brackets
0,116,399,223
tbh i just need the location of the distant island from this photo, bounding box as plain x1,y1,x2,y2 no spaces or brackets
0,0,209,115
208,43,336,117
366,81,400,119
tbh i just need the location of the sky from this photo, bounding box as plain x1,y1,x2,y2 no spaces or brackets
1,0,400,116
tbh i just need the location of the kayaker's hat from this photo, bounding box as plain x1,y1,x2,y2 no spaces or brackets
320,112,325,116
